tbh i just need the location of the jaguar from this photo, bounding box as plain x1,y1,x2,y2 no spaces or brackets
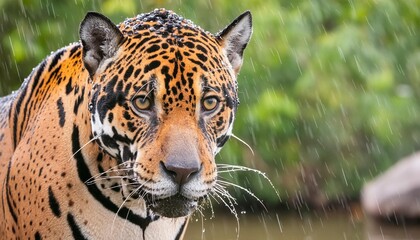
0,8,252,239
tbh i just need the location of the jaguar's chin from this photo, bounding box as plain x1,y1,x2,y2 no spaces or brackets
146,194,201,218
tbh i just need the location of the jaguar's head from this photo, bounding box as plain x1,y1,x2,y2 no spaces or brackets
80,9,252,218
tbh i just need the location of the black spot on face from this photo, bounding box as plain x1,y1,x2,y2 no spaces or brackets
122,145,134,162
216,117,224,127
144,60,161,73
216,134,230,148
124,65,134,80
146,44,161,53
101,135,119,150
196,53,207,62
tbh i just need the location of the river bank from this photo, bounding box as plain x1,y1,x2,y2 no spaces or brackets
185,205,420,240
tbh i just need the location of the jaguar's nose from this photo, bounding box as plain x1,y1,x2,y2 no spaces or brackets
161,161,200,185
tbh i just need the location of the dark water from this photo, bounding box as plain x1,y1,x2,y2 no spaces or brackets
185,209,420,240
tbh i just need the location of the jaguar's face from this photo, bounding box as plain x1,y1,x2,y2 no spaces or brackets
82,9,252,218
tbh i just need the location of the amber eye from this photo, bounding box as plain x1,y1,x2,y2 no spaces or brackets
202,96,220,112
132,95,152,112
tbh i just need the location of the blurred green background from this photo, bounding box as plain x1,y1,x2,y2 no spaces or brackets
1,0,420,210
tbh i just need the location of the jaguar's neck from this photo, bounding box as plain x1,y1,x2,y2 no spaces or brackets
9,43,93,149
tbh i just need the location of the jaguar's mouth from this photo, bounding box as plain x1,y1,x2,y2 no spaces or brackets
145,194,202,218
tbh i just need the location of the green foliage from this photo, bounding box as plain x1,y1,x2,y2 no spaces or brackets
2,0,420,208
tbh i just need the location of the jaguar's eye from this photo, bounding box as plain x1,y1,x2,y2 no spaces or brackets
132,95,152,112
202,96,220,112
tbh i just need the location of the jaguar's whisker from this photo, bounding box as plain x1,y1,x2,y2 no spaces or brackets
85,162,137,184
209,191,240,239
85,171,135,185
217,163,281,201
212,185,237,204
217,180,267,211
111,183,145,234
206,194,216,219
231,133,254,156
196,208,206,240
68,133,101,162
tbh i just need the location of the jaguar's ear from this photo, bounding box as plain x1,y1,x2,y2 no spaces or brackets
79,12,123,77
216,11,252,74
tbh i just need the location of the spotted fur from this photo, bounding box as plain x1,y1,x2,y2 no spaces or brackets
0,9,252,239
